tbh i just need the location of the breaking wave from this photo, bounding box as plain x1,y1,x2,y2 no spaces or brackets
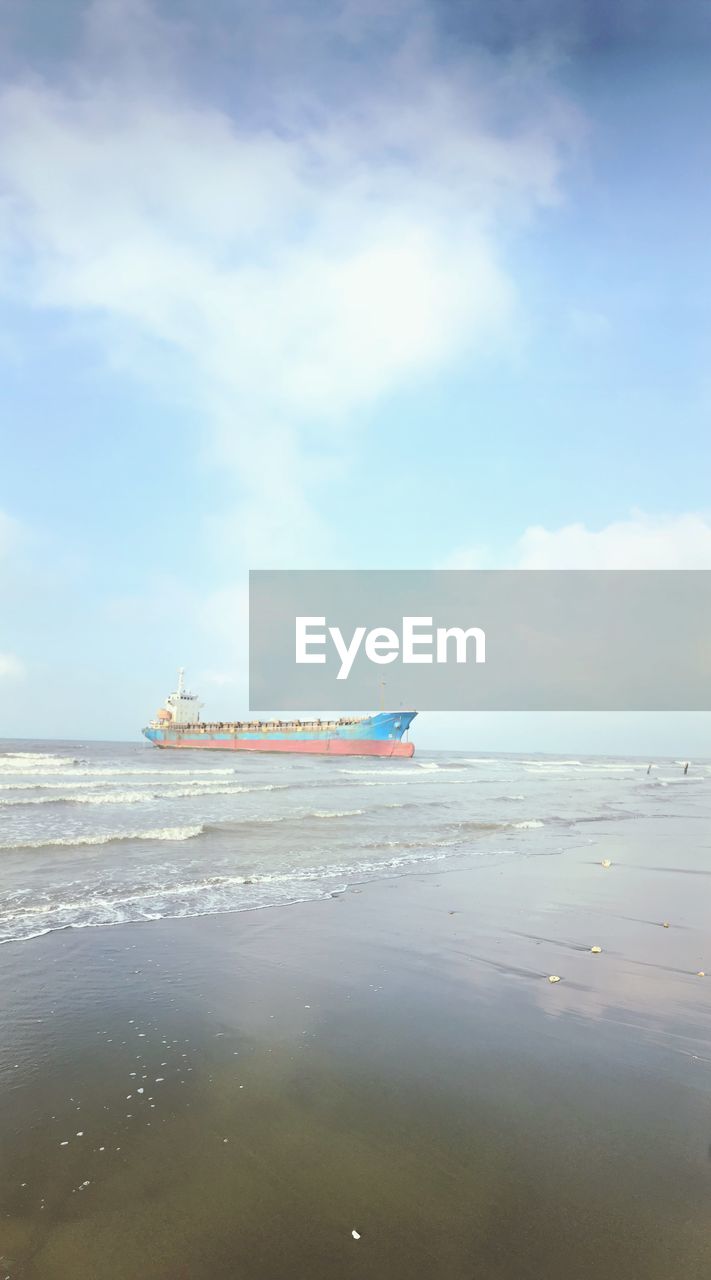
0,844,474,945
310,808,364,818
0,826,204,851
0,783,288,807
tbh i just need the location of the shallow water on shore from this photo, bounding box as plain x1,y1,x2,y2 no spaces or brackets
1,739,708,945
1,824,711,1280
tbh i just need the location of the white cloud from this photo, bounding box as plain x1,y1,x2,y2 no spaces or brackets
444,512,711,569
0,88,520,422
0,1,578,564
515,513,711,568
0,652,24,680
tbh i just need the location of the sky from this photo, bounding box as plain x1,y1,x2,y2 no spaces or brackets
1,0,710,752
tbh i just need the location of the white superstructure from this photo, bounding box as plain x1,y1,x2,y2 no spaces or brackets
162,668,203,725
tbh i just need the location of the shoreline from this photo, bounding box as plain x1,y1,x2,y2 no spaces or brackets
2,816,711,1277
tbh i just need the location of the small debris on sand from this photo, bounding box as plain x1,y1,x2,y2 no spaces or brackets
352,1230,361,1240
548,975,561,984
591,946,602,954
601,859,612,869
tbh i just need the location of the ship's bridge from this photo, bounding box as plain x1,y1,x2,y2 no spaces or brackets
161,668,203,725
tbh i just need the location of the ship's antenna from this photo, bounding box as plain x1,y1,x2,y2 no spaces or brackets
379,679,386,712
177,667,185,695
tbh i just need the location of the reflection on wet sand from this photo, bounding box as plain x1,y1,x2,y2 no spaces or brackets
1,813,711,1278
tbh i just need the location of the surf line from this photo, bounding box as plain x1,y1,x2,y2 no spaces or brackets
296,617,486,681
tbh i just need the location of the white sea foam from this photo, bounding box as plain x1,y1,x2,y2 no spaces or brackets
511,819,545,829
338,768,420,777
310,809,364,819
0,826,204,851
0,756,85,773
521,759,647,774
0,795,59,806
0,752,74,762
0,843,466,944
0,791,149,807
0,780,116,791
0,764,243,778
656,776,705,785
0,782,287,806
339,765,466,778
74,767,240,778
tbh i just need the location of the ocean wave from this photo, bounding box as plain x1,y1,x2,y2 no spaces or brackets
0,764,245,779
449,819,505,834
200,806,368,835
0,751,79,762
0,780,118,791
0,844,467,945
66,767,242,776
0,791,150,807
434,815,546,833
310,809,364,818
364,835,462,853
0,782,288,807
521,759,648,774
3,844,445,920
337,767,470,783
338,767,416,775
0,826,204,851
656,776,706,785
0,777,286,793
418,761,468,771
0,755,87,772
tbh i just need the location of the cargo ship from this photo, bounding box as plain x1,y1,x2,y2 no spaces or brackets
143,670,416,757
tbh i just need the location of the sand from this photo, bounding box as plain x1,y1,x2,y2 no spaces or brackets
1,813,710,1279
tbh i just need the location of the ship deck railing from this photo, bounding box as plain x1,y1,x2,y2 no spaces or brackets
161,717,366,732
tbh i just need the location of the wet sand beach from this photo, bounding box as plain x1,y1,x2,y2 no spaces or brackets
1,812,711,1279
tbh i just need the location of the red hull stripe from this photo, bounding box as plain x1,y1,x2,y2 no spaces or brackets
153,737,415,757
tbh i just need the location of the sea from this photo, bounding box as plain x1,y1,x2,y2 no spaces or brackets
0,738,708,946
